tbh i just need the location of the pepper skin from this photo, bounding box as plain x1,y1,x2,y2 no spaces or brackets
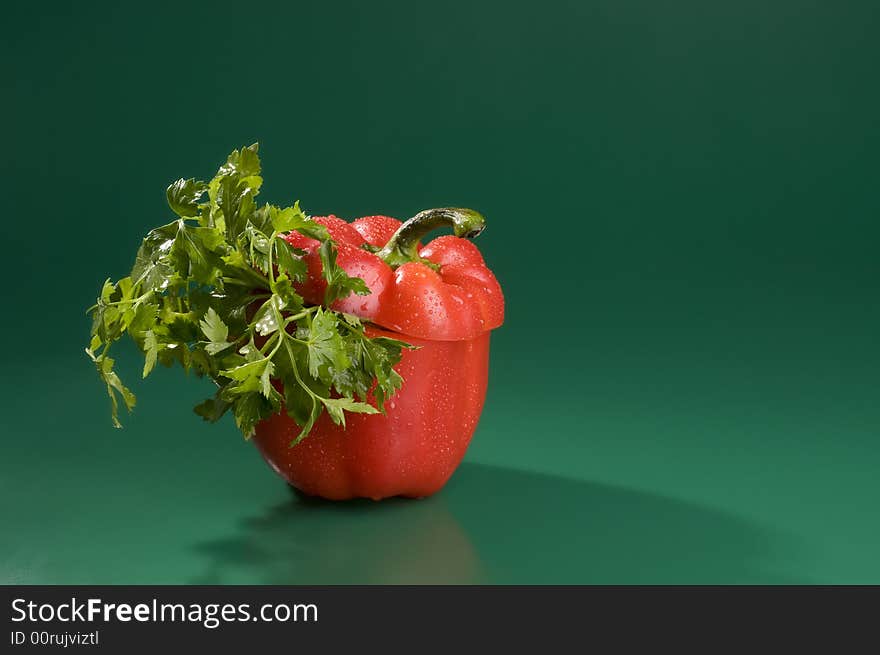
253,208,503,500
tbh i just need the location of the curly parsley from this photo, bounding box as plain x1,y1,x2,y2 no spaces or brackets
86,144,412,444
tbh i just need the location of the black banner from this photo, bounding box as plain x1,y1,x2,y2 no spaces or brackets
2,586,876,651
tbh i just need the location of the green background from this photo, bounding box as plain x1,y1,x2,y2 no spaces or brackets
2,1,878,583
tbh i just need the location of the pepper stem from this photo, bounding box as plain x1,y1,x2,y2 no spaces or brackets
377,207,486,269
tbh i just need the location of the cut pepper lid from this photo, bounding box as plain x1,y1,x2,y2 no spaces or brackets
283,208,504,341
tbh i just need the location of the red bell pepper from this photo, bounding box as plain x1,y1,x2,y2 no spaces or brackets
253,208,504,499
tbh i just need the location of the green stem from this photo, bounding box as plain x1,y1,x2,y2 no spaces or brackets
283,305,319,322
259,331,281,356
234,264,271,290
267,234,276,284
376,207,486,269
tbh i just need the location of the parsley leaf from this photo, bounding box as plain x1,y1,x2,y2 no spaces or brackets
318,240,371,305
166,178,208,218
301,307,350,380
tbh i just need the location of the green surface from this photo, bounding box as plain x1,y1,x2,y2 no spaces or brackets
2,1,879,583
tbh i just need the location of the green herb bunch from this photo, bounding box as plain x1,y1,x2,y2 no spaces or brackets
86,144,412,444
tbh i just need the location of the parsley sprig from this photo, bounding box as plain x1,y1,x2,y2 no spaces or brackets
86,144,413,444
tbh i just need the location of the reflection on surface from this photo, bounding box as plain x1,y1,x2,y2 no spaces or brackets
194,463,794,584
193,485,484,584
